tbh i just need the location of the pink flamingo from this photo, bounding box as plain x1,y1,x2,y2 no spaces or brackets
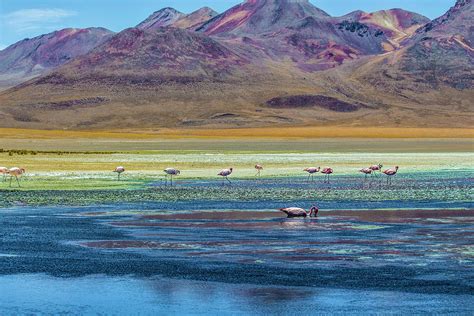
280,205,319,218
383,166,399,184
0,166,8,182
304,167,320,181
113,166,125,181
321,167,333,183
369,164,383,177
255,164,263,176
218,168,233,184
164,168,180,186
359,167,372,180
8,167,25,187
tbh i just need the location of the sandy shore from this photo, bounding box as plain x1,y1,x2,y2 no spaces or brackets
1,126,473,140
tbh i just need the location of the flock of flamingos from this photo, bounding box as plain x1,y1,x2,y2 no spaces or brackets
0,164,399,218
0,164,400,188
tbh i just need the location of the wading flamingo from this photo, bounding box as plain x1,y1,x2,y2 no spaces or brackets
8,167,25,187
218,168,233,184
304,167,320,181
164,168,180,186
321,167,333,183
383,166,399,185
255,164,263,176
0,166,8,182
280,205,319,218
359,167,372,180
369,164,383,177
113,166,125,181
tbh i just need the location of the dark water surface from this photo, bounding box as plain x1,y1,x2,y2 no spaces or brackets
1,202,473,314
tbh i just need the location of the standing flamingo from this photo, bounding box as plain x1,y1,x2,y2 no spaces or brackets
8,167,25,187
164,168,180,186
369,164,383,177
304,167,320,182
113,166,125,181
255,164,263,176
0,166,8,182
383,166,399,184
359,167,372,180
218,168,233,184
321,167,333,183
279,205,319,218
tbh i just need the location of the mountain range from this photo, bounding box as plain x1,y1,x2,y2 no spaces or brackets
0,0,472,130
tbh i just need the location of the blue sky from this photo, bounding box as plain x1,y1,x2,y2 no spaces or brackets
0,0,456,49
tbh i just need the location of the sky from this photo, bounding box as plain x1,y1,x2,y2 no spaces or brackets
0,0,456,49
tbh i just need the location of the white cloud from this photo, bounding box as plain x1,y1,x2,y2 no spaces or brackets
3,8,77,33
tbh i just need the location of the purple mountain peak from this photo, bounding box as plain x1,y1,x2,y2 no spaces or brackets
136,7,185,30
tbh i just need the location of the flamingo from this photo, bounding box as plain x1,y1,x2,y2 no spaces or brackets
113,166,125,181
321,167,333,183
164,168,180,186
383,166,399,184
359,167,372,180
304,167,320,181
8,167,25,187
218,168,233,184
369,164,383,177
280,205,319,218
255,164,263,176
0,166,8,182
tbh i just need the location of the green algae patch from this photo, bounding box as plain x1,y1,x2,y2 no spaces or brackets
349,225,389,230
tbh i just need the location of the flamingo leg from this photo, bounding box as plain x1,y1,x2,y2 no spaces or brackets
16,176,20,187
226,176,231,184
170,175,173,187
9,175,12,187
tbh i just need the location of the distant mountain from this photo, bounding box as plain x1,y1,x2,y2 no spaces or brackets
45,27,246,81
364,0,473,90
172,7,218,30
0,27,113,90
136,7,185,30
336,9,430,48
0,0,472,130
416,0,472,39
197,0,329,36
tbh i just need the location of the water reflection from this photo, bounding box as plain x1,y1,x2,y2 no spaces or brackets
2,274,473,315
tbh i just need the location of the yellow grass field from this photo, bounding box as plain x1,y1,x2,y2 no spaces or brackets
0,127,473,140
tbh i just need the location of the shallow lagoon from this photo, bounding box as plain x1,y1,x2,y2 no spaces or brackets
1,203,473,314
0,145,473,314
3,274,473,315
